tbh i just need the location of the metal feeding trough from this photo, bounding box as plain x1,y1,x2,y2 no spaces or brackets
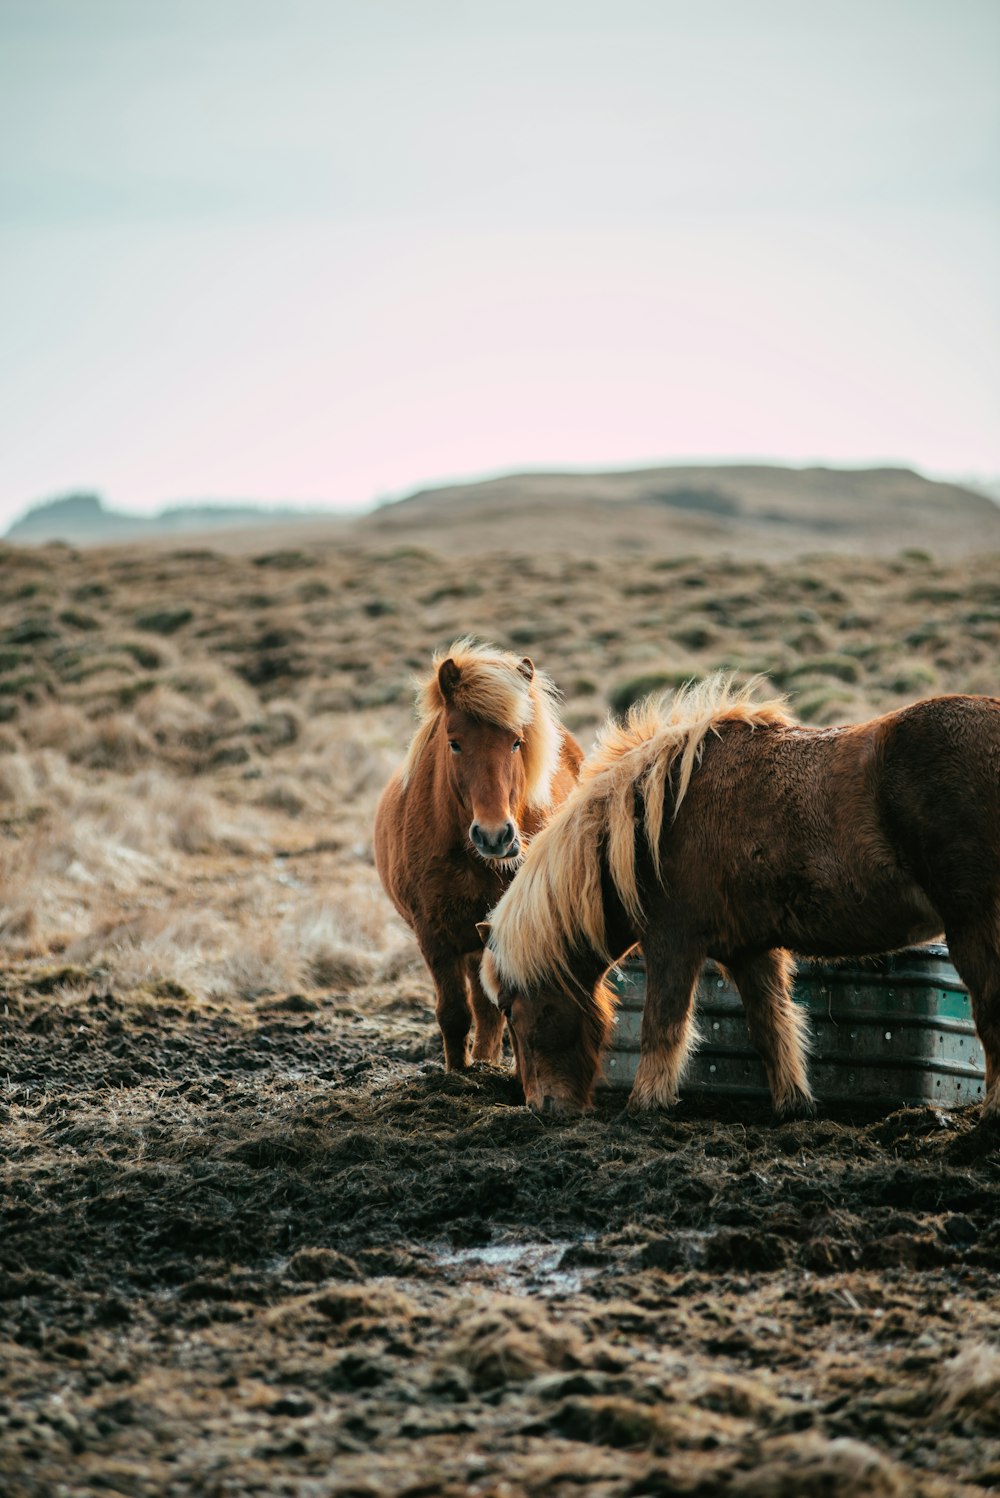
606,944,986,1107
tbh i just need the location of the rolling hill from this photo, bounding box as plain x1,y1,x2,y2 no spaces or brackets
357,463,1000,559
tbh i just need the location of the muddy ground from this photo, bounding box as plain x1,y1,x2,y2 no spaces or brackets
1,535,1000,1495
3,967,1000,1497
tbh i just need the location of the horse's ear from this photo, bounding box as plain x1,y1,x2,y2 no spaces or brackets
517,657,535,682
475,921,492,947
438,658,462,700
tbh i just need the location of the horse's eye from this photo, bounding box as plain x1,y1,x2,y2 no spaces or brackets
512,738,522,753
448,740,461,754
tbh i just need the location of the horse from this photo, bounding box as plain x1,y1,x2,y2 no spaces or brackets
478,676,1000,1119
374,639,584,1071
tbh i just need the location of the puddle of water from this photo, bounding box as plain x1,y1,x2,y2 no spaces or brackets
434,1237,597,1297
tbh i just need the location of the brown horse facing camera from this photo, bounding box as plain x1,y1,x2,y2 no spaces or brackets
374,639,583,1071
479,676,1000,1119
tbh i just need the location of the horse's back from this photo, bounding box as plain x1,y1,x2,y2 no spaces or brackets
879,695,1000,811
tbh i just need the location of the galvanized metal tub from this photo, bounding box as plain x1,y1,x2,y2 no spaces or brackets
606,944,986,1106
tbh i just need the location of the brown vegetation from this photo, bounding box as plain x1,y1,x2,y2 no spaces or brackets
1,525,999,1495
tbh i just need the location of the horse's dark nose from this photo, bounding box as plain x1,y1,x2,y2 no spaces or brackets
470,820,519,858
530,1094,578,1118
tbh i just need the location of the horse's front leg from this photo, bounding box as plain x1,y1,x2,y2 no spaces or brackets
628,930,704,1113
728,948,815,1119
466,955,506,1064
425,952,474,1071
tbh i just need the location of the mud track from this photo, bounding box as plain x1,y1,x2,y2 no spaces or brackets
3,973,1000,1497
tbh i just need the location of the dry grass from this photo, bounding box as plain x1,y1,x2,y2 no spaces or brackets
1,533,997,1004
939,1342,1000,1432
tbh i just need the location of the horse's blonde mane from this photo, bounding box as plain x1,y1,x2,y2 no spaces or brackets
400,638,564,810
487,674,792,992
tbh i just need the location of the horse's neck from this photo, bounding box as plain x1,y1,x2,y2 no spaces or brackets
559,907,639,1006
571,950,615,1001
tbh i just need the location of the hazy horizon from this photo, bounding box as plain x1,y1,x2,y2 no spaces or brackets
2,1,999,534
10,453,1000,530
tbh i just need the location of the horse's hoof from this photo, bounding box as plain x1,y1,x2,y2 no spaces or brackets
774,1094,817,1122
626,1090,678,1117
980,1087,1000,1124
629,1051,683,1115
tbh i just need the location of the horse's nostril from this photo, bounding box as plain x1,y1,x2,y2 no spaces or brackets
470,821,518,857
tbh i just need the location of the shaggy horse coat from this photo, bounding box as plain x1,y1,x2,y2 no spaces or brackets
375,640,583,1070
480,678,1000,1118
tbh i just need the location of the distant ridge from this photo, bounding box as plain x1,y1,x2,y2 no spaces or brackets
375,462,995,522
5,492,326,545
358,462,1000,560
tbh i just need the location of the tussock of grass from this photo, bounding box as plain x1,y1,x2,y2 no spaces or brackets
878,661,939,697
134,606,193,634
0,747,80,810
134,684,223,747
792,686,863,725
786,654,860,685
938,1342,1000,1431
255,778,308,816
729,1435,908,1496
19,702,90,751
440,1297,589,1389
608,668,698,717
287,893,413,989
69,714,158,771
0,903,37,945
207,923,309,1000
0,753,43,805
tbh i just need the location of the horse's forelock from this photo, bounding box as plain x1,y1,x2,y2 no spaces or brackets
488,783,612,997
404,639,563,805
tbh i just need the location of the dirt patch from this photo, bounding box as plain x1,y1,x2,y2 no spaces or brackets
2,970,1000,1495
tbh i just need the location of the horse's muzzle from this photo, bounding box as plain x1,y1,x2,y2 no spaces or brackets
529,1094,582,1119
470,820,520,860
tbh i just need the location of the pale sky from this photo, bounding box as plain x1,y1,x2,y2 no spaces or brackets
1,0,998,529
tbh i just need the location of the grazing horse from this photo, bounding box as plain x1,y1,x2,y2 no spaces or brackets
374,640,583,1071
479,676,1000,1119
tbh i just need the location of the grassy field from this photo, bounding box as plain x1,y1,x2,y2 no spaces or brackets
1,527,999,1495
